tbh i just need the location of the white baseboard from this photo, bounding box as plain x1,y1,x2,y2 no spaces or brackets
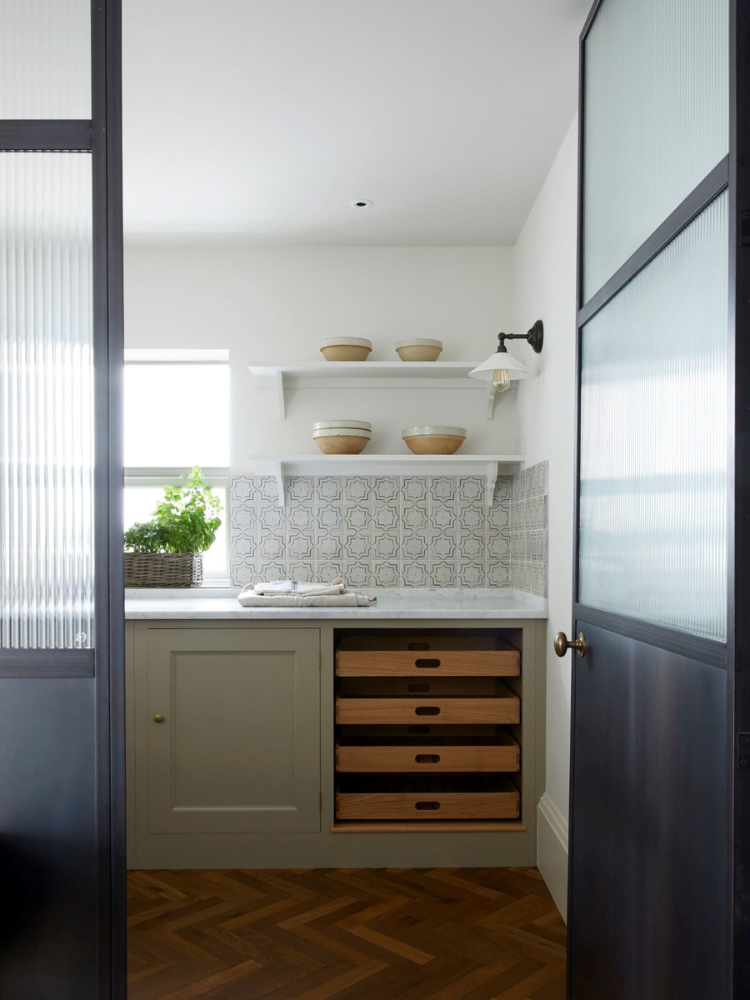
537,793,569,922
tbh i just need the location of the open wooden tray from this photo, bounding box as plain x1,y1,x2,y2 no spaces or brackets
335,681,520,725
336,774,521,821
335,631,520,677
336,727,520,772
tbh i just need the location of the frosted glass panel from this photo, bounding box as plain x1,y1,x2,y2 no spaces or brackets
583,0,728,300
579,193,727,641
0,0,91,118
0,153,95,649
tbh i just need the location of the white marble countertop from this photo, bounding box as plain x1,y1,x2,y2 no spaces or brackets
125,588,547,620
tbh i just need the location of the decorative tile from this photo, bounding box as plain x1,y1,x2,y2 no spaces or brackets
457,560,486,588
401,529,429,561
287,477,315,503
257,505,285,531
372,562,400,588
456,477,484,504
430,532,456,561
402,561,429,587
372,477,401,502
256,477,278,502
372,529,400,560
317,477,344,502
342,477,371,502
341,502,368,529
457,530,485,561
430,562,457,588
228,471,547,595
341,558,370,588
316,503,345,530
402,503,429,532
287,529,315,561
402,477,428,502
489,560,511,587
371,503,399,531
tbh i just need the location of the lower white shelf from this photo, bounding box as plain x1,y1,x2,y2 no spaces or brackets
246,454,524,506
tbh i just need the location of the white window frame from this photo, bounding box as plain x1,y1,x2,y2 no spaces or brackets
124,350,231,585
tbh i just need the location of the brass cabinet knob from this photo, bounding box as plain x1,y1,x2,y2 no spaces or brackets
153,714,165,723
554,631,587,658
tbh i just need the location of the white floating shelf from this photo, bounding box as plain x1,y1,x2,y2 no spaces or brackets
246,454,525,507
248,362,501,419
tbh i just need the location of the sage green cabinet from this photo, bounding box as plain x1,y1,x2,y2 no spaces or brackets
143,627,321,835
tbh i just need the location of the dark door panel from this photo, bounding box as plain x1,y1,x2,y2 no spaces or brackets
0,680,98,1000
569,622,728,999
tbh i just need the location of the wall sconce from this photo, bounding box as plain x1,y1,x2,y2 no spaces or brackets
469,320,544,392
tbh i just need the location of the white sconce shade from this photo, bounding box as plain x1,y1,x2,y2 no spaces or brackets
468,351,531,381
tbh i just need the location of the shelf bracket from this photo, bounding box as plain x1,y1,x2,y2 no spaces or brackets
485,462,499,507
271,461,285,506
486,386,496,420
276,371,286,420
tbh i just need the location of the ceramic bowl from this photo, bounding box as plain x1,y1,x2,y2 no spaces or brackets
395,338,443,362
402,425,466,455
313,427,371,455
312,419,372,432
320,337,373,362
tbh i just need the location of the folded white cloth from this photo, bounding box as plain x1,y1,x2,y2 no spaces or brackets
238,591,376,608
253,578,346,597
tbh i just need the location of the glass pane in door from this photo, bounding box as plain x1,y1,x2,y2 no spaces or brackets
583,0,728,301
0,0,91,118
578,192,727,641
0,153,95,648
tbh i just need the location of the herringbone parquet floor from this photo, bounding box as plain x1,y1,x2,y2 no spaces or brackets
127,867,566,1000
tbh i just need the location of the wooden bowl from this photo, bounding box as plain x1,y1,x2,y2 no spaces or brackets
402,425,466,455
396,338,443,362
313,428,371,455
320,338,372,362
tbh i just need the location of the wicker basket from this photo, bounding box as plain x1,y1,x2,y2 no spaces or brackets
124,552,203,588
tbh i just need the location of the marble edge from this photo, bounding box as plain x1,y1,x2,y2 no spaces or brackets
125,608,547,620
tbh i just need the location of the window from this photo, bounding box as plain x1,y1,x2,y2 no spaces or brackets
124,349,230,582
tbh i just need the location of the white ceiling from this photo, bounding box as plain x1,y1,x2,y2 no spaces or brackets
123,0,588,246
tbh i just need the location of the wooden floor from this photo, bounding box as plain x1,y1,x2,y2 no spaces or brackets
127,867,566,1000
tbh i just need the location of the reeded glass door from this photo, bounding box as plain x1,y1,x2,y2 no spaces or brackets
0,1,124,997
565,1,733,997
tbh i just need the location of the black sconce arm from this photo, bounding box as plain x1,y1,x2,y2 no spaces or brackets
496,319,544,354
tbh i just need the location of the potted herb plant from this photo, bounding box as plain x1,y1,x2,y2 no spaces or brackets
124,466,222,587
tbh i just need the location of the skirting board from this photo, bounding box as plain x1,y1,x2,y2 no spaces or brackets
537,792,568,922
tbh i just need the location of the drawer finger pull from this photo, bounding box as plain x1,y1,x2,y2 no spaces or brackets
415,754,440,764
415,706,440,716
415,801,441,811
407,683,430,692
408,642,431,650
415,658,441,669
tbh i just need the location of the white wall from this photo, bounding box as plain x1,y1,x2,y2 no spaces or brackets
513,117,578,917
123,245,517,466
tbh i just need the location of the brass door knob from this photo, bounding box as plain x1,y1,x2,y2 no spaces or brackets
153,714,165,723
554,631,587,658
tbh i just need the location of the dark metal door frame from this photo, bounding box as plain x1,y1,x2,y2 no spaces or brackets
571,0,738,995
0,1,125,995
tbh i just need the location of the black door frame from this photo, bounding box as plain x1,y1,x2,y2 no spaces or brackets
0,1,125,995
571,0,743,996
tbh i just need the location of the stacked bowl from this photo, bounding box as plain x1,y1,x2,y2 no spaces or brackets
313,420,372,454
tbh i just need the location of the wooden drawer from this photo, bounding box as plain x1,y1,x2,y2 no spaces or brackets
338,676,501,698
335,632,520,677
335,686,520,726
336,775,520,820
336,730,520,772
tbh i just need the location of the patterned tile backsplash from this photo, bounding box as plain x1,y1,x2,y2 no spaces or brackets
229,461,548,596
508,461,549,598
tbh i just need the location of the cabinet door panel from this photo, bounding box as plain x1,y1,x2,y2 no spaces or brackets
146,628,320,834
